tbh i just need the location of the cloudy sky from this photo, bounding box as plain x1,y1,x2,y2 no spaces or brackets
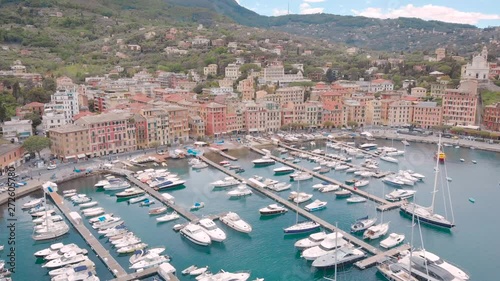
235,0,500,27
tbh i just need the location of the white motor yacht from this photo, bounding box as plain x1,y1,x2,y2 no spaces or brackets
129,253,169,270
219,212,252,233
252,156,275,166
94,180,109,188
128,195,149,204
42,253,87,268
227,185,252,198
288,192,313,204
45,244,88,260
115,188,145,199
197,270,251,281
292,172,313,181
113,237,142,249
304,199,327,212
301,232,349,260
211,177,240,189
117,243,148,254
259,204,288,216
129,247,165,265
385,189,416,201
33,223,70,241
262,178,279,186
294,232,327,250
380,233,405,249
273,166,295,174
103,178,131,191
319,184,340,193
398,250,469,281
198,218,227,242
377,260,418,281
350,216,377,233
156,211,180,223
267,182,291,192
355,180,369,187
51,269,98,281
311,245,366,268
34,243,65,258
22,198,44,209
363,222,390,240
381,156,399,163
180,223,212,246
48,260,95,276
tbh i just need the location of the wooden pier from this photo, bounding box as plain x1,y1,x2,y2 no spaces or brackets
47,192,128,278
218,151,238,161
199,155,381,256
250,147,391,206
354,243,411,269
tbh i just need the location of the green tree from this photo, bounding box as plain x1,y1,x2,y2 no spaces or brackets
149,141,160,153
24,112,41,130
22,136,51,158
325,68,337,83
347,121,359,129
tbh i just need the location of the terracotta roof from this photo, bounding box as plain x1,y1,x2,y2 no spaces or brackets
322,101,341,111
130,94,153,103
25,102,45,107
371,79,392,84
163,94,184,102
72,111,95,121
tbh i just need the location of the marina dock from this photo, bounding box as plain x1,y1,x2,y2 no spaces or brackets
249,146,394,207
110,268,179,281
218,151,238,161
199,155,381,256
354,243,411,269
47,192,128,278
122,172,199,222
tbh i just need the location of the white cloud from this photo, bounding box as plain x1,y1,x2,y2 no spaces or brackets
303,0,325,3
299,3,324,14
273,8,288,16
351,4,500,25
235,0,240,4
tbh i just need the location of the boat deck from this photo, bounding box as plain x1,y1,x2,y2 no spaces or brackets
250,147,392,206
330,140,379,158
47,192,128,278
199,155,381,256
354,243,411,269
376,201,404,212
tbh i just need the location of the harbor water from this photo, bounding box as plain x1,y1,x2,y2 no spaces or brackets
1,139,499,280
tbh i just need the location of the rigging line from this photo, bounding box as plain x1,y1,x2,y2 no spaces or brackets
439,165,449,219
443,160,456,223
417,214,431,279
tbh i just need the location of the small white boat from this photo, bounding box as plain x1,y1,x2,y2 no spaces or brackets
140,199,155,206
472,160,477,164
335,189,352,198
192,162,208,169
45,245,88,260
251,175,263,181
289,192,313,204
259,204,288,215
291,172,313,181
381,156,399,164
129,195,149,204
48,260,95,276
33,215,63,224
82,208,105,217
129,253,169,270
273,166,295,174
89,214,114,224
346,196,366,203
190,202,205,210
219,212,252,233
385,189,416,201
267,182,291,192
149,206,167,215
190,266,208,276
79,201,98,209
319,184,340,193
62,189,77,194
312,166,322,171
227,185,252,198
99,225,127,235
460,158,465,162
22,198,44,209
211,177,240,189
446,177,452,182
363,222,390,240
182,265,198,275
72,196,92,205
380,233,405,249
294,232,327,250
334,164,350,171
354,180,369,187
304,199,327,212
351,216,377,233
157,211,180,223
117,243,148,254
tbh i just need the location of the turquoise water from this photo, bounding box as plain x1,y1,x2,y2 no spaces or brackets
1,139,499,280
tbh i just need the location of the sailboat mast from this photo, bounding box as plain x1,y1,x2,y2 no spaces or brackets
295,179,300,223
430,134,442,213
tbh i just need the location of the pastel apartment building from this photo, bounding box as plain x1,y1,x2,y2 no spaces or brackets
413,102,442,129
322,101,344,128
387,100,414,127
442,80,478,126
74,112,137,157
200,102,227,136
49,124,90,160
483,103,500,131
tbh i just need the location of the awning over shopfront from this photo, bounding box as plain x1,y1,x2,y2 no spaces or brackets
65,155,76,160
77,154,86,159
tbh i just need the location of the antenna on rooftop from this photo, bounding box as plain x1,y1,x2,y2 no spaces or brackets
287,0,290,15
